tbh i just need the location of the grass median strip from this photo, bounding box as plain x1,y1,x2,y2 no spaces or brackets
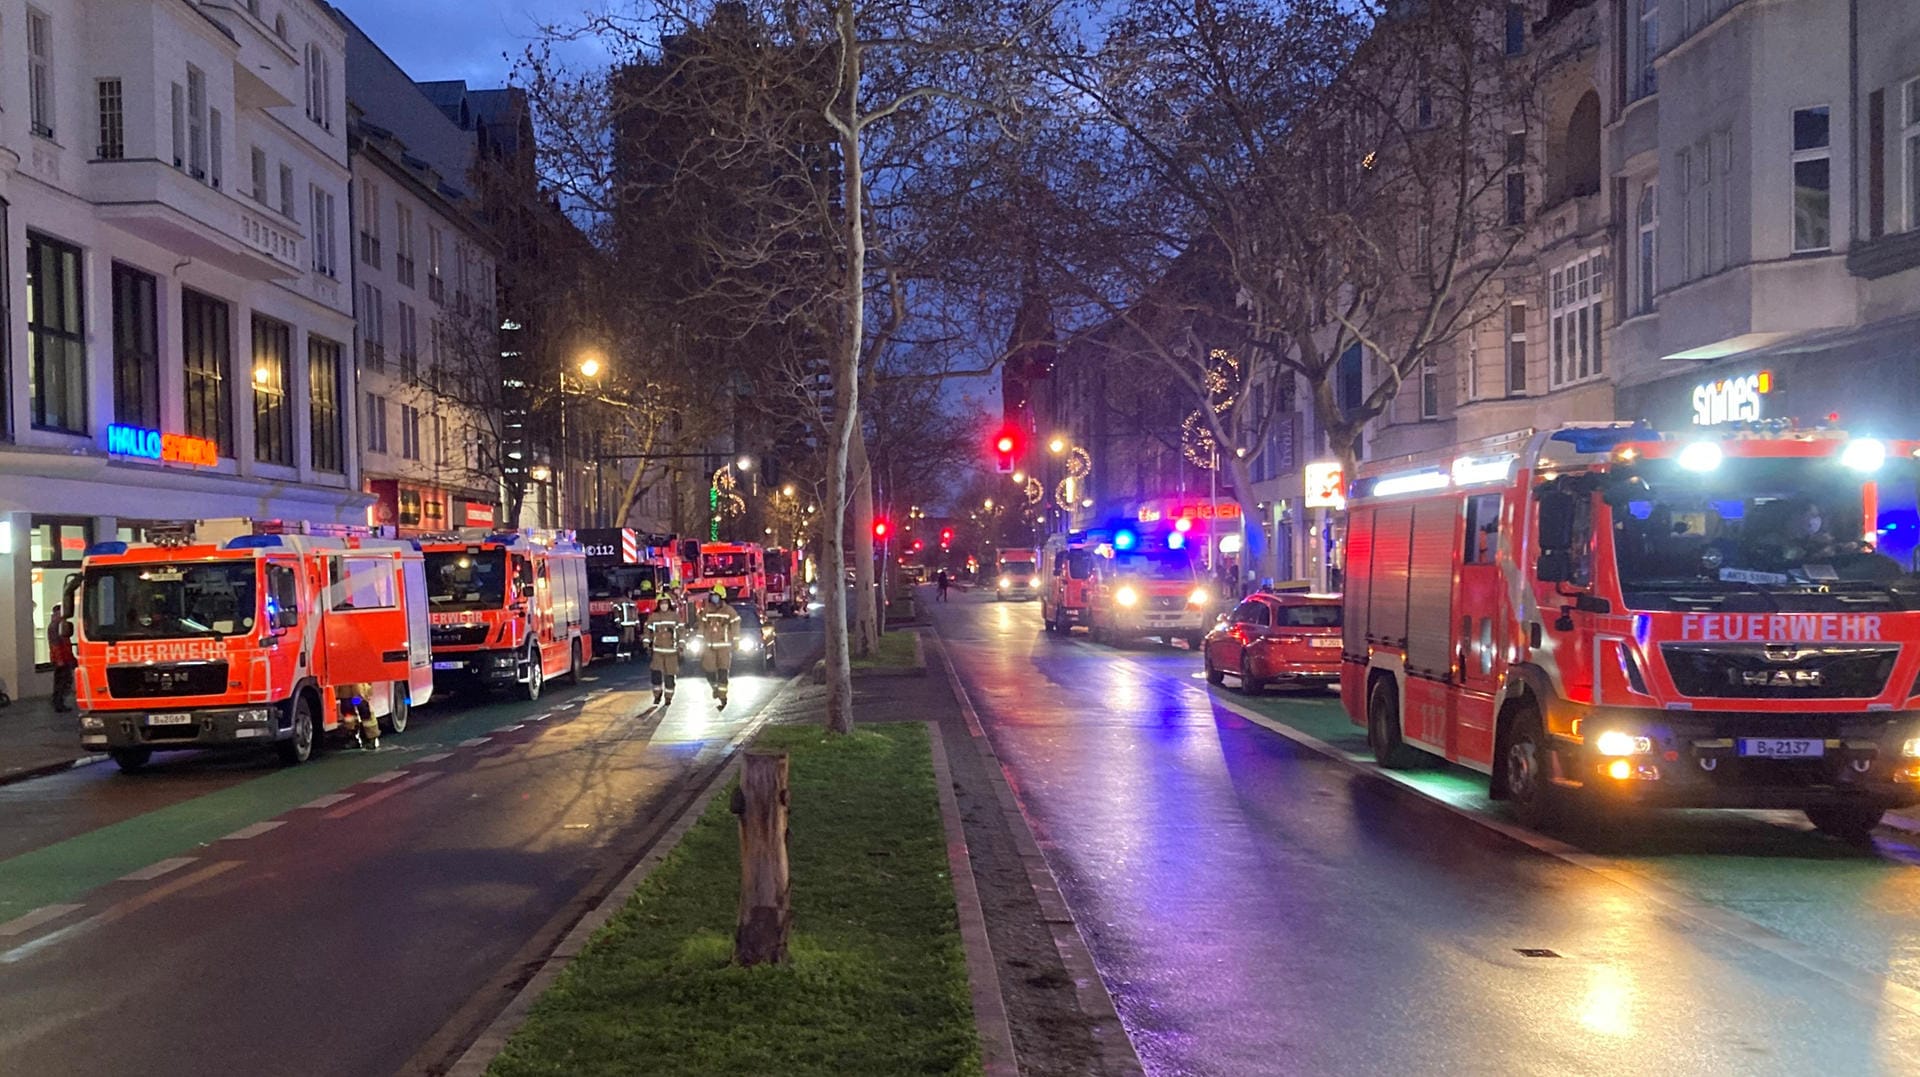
850,631,920,671
488,723,979,1077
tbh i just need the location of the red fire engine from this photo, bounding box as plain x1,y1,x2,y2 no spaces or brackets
73,531,435,771
420,532,590,700
765,546,797,616
688,542,766,610
577,528,679,659
1040,532,1096,633
1341,422,1920,839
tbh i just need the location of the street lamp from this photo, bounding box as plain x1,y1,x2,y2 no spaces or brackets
984,498,995,511
1048,436,1067,454
556,351,608,527
736,454,753,472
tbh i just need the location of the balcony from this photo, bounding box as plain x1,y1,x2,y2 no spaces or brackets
91,159,303,280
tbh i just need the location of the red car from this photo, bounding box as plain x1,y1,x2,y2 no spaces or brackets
1202,592,1343,694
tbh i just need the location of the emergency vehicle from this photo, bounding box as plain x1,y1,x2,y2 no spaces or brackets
578,528,678,660
1084,531,1212,647
73,530,434,771
1040,533,1096,633
994,548,1041,601
688,542,766,610
420,531,590,700
1341,422,1920,840
765,547,797,616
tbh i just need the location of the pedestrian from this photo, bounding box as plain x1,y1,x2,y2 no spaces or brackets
936,569,950,603
698,589,742,709
645,595,682,706
47,604,76,713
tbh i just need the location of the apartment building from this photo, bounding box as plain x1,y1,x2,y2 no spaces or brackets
335,11,500,537
0,0,358,702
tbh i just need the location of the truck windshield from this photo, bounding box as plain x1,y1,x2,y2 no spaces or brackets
1607,457,1920,604
589,565,656,598
82,563,259,641
426,550,508,611
1113,552,1196,580
703,552,753,576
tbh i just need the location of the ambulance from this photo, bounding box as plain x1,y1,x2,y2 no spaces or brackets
1083,530,1212,648
420,531,590,700
1341,422,1920,839
73,531,434,771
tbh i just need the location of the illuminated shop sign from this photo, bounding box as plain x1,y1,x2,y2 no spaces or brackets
1691,370,1772,427
105,424,219,466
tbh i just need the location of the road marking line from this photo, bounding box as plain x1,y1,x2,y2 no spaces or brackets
323,773,438,819
299,793,354,810
3,861,241,964
362,770,410,784
414,752,454,764
118,857,197,882
493,724,524,734
458,737,491,748
220,821,285,841
528,711,551,722
0,904,84,937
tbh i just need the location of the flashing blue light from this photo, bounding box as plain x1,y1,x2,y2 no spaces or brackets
1632,613,1651,645
1167,532,1186,550
485,532,525,547
1628,501,1652,520
225,534,285,549
1710,499,1745,521
85,541,129,557
1112,529,1138,552
1549,422,1655,455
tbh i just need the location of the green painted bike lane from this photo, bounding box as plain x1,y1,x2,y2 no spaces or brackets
0,677,630,922
1214,684,1920,997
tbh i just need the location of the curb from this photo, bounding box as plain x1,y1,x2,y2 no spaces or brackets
0,752,106,788
926,632,1146,1077
926,720,1020,1077
440,667,814,1077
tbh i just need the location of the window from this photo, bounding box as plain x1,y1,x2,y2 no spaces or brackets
1504,132,1527,225
0,197,11,440
433,413,448,467
397,301,418,378
310,186,337,276
1678,133,1730,279
27,9,54,139
1635,182,1658,314
1463,494,1501,564
279,165,295,219
26,234,87,434
358,178,381,268
29,519,89,668
1420,356,1440,419
1505,303,1527,396
209,108,223,189
1905,78,1920,232
266,564,298,630
1230,601,1271,628
251,316,293,466
1791,106,1831,252
394,203,415,287
304,44,333,130
182,289,233,456
97,80,125,159
1549,252,1606,388
1336,343,1363,415
331,557,397,611
187,66,208,179
363,392,388,453
359,283,385,367
399,403,421,461
1633,0,1658,100
428,226,445,302
1504,4,1525,56
309,336,344,473
111,264,160,429
251,147,268,202
170,84,185,168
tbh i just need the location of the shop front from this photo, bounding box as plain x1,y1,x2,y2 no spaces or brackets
364,477,498,538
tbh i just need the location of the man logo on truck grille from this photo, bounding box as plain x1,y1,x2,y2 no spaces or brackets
144,668,185,688
1736,669,1823,688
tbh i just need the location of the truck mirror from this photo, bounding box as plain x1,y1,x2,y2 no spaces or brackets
275,607,299,630
1536,491,1574,551
518,583,535,599
1535,549,1573,584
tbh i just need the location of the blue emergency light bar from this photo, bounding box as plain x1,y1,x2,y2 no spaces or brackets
1548,422,1656,455
225,534,286,549
85,541,129,556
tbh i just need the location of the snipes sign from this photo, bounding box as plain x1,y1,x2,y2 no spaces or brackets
105,424,219,467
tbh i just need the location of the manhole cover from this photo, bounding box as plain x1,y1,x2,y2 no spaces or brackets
1513,948,1562,959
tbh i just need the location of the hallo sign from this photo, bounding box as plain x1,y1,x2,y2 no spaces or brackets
105,424,219,467
1691,370,1772,426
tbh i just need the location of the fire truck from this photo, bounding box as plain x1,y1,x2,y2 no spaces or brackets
1040,532,1096,634
420,531,590,700
73,530,434,771
577,528,678,660
688,541,766,610
765,546,797,616
1341,422,1920,839
1084,530,1213,648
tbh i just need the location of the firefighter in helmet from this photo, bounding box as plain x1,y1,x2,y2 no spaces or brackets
699,588,743,709
645,594,683,706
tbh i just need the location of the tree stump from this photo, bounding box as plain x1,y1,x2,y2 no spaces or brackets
730,751,791,966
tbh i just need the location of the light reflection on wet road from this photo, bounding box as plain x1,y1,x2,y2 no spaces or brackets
935,591,1920,1076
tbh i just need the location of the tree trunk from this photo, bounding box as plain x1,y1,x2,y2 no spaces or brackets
822,0,864,735
730,752,791,967
851,429,879,657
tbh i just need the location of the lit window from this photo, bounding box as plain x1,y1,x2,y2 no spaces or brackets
1549,252,1606,389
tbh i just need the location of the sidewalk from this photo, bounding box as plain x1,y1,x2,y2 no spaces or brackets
0,696,96,787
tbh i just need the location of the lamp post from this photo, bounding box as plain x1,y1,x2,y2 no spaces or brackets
556,351,606,526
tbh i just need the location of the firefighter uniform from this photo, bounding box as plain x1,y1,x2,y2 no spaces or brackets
645,601,683,705
698,594,743,708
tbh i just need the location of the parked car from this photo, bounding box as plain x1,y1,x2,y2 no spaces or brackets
1202,592,1343,694
733,602,778,673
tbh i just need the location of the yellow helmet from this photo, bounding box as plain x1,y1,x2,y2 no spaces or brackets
711,585,727,600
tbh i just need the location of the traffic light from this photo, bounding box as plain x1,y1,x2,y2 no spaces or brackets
992,427,1020,473
911,539,925,553
940,527,954,547
873,519,891,540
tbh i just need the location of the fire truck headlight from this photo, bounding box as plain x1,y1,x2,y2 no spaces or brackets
1677,442,1723,472
1902,737,1920,758
79,715,105,731
1030,576,1041,588
739,638,758,654
1607,759,1633,780
1116,586,1140,608
1188,588,1210,608
490,654,517,668
1842,438,1887,473
686,637,704,655
999,576,1011,589
236,708,274,724
1595,730,1651,757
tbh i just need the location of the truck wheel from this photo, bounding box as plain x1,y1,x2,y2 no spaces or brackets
521,647,544,702
1239,655,1263,696
1366,678,1420,769
276,696,315,766
1805,805,1884,844
1501,706,1564,830
563,641,582,686
110,748,152,773
1186,634,1205,651
387,685,410,734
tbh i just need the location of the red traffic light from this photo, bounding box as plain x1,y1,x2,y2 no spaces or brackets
995,434,1015,453
992,427,1020,473
873,519,891,539
911,539,925,552
940,527,954,544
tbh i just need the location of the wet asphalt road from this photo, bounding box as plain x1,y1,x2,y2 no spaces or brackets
934,590,1920,1076
0,624,814,1077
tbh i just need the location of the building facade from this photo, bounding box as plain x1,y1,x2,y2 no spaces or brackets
0,0,359,702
